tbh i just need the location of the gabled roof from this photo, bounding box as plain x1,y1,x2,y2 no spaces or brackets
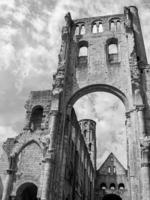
97,152,127,174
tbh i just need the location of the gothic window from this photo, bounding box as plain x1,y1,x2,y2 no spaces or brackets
100,183,107,190
110,183,116,190
118,183,125,190
30,106,43,131
107,38,118,63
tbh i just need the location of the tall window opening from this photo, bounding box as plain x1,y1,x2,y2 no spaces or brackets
30,106,43,131
92,21,103,33
107,38,118,63
110,21,116,31
98,22,103,32
75,25,80,35
80,25,85,35
116,20,121,31
92,23,97,33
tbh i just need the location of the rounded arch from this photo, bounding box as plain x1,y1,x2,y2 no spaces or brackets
30,105,43,131
67,84,129,110
16,182,38,200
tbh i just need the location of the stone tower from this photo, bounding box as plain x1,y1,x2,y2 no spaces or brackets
79,119,96,170
0,5,150,200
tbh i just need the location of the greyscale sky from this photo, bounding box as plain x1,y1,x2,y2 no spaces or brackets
0,0,150,167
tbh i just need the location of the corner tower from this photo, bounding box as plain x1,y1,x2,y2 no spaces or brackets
79,119,96,169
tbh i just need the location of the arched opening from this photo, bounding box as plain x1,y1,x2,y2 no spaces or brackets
16,182,38,200
98,22,103,32
100,183,107,190
78,41,88,67
92,23,97,33
107,38,118,63
68,85,128,169
110,183,116,190
118,183,125,190
30,106,43,131
80,24,85,35
103,194,122,200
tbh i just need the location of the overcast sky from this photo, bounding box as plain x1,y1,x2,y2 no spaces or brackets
0,0,150,168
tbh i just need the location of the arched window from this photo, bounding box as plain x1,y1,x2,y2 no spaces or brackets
100,183,107,190
80,25,85,35
107,38,118,63
110,183,116,190
30,106,43,131
116,20,121,31
118,183,125,190
75,25,80,35
110,18,121,31
108,166,111,173
98,22,103,32
78,41,88,57
92,23,97,33
110,21,116,31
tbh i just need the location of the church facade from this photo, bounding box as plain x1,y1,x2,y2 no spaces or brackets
0,5,150,200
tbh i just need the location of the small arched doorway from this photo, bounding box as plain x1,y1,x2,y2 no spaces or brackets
103,194,122,200
16,182,38,200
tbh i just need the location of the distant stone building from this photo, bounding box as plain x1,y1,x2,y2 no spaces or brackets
95,153,128,200
0,5,150,200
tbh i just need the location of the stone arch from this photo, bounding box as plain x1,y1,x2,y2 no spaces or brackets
11,139,43,158
67,84,129,110
14,181,38,199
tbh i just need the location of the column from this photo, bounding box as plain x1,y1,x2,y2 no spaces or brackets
136,105,145,138
40,111,58,200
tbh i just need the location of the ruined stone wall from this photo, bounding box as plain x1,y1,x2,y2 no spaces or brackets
62,109,94,200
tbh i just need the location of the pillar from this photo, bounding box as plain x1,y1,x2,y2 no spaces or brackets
40,110,59,200
136,105,145,138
